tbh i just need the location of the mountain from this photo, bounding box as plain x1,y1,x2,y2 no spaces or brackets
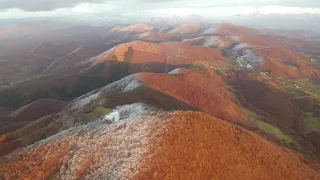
205,23,261,36
0,22,320,179
43,44,111,73
182,36,234,49
110,24,153,33
1,110,319,179
133,32,174,42
0,98,67,135
167,24,201,34
31,42,80,59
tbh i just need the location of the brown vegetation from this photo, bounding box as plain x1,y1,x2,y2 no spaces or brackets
135,32,174,42
139,70,252,127
255,46,320,78
168,24,200,34
209,23,261,36
112,24,153,33
1,111,319,179
159,42,224,66
134,111,320,180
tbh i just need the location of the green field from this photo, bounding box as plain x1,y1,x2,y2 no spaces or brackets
89,106,113,117
295,79,320,99
188,62,207,70
254,120,293,144
241,108,294,144
280,61,299,70
286,89,307,97
305,112,320,132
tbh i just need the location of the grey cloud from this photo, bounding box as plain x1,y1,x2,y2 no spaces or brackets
143,0,320,8
0,0,319,11
0,0,106,11
174,0,320,8
278,0,320,8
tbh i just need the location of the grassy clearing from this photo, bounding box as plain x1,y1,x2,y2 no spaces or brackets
223,58,237,73
262,75,273,82
187,57,237,76
287,89,307,97
295,79,320,99
280,61,299,70
89,106,113,117
241,108,294,144
286,64,299,70
225,57,238,67
213,68,223,76
275,78,320,100
305,112,320,132
225,66,235,74
247,69,261,77
241,108,261,122
254,120,294,144
189,57,236,69
188,62,206,70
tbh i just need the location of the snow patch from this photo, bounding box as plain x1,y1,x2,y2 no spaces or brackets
70,92,101,111
236,50,264,69
228,36,240,42
203,36,220,47
116,103,159,120
122,79,143,92
168,68,187,75
233,43,252,51
103,110,120,122
204,27,216,34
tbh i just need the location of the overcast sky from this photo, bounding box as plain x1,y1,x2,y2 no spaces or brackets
0,0,320,19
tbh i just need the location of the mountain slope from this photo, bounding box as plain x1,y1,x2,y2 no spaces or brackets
138,69,251,127
0,110,319,179
168,24,201,34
